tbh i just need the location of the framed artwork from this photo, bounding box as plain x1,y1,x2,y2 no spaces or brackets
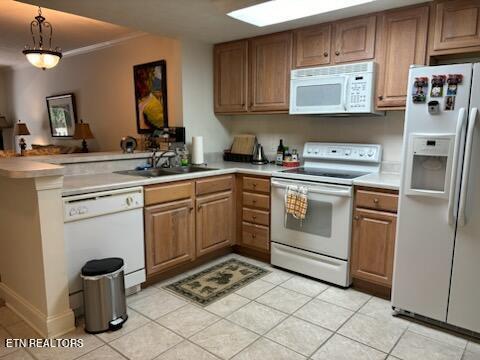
46,93,77,138
133,60,168,134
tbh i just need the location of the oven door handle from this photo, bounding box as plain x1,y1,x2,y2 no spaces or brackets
271,180,352,197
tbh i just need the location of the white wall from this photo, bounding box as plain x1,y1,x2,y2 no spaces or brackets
223,111,405,162
180,39,231,153
4,34,182,152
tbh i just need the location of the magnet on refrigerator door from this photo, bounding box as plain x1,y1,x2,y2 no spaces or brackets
445,96,455,111
430,75,446,97
412,77,428,103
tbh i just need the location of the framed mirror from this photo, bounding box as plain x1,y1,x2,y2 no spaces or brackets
46,93,77,138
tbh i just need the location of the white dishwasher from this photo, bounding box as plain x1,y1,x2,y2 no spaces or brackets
64,187,146,311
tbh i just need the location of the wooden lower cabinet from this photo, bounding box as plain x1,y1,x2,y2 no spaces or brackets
144,198,195,275
196,190,234,257
236,175,271,259
351,208,397,287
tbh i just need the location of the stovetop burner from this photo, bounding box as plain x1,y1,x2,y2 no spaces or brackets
280,167,369,179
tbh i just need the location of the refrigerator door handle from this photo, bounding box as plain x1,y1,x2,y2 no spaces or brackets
447,107,467,225
458,107,478,227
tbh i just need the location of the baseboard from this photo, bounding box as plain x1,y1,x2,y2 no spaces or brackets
233,245,270,263
352,278,391,299
0,282,75,338
144,247,233,286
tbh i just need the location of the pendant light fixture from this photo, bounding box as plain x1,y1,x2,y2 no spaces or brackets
22,7,62,70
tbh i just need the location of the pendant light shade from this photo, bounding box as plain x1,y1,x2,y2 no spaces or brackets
22,7,62,70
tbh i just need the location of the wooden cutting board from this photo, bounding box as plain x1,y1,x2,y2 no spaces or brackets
231,135,256,155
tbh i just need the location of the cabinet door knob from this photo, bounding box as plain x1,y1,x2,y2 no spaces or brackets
252,183,257,188
252,200,257,204
373,198,379,204
251,233,256,239
335,51,340,56
252,215,257,220
198,204,203,211
323,51,328,57
354,215,360,220
378,95,383,101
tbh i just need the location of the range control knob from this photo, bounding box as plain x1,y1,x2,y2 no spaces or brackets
69,208,77,217
126,196,134,206
359,150,365,157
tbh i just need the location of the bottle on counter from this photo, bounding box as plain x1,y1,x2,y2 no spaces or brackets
276,139,285,166
291,149,298,161
180,145,190,166
283,147,292,162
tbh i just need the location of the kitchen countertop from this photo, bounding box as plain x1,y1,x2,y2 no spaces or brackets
353,172,401,191
62,161,400,196
0,158,65,178
62,162,280,196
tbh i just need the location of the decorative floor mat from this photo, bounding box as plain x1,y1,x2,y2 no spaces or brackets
165,259,270,306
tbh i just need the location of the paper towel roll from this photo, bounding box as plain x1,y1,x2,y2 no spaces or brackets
192,136,204,165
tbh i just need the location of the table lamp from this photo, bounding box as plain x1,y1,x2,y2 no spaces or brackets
74,120,94,153
14,120,31,156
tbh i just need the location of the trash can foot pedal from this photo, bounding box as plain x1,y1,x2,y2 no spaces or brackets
109,315,128,331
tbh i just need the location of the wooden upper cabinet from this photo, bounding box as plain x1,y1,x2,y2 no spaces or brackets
294,24,332,68
249,32,292,112
376,6,429,108
214,40,248,113
144,199,195,275
432,0,480,52
351,208,397,287
196,191,234,257
333,15,376,64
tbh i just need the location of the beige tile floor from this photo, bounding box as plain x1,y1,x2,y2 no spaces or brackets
1,253,480,360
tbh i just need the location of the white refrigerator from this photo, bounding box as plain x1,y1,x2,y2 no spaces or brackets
392,63,480,333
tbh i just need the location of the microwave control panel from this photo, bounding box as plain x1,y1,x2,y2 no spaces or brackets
348,74,373,111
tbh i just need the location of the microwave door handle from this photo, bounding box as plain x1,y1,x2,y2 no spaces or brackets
342,76,349,111
458,107,478,226
271,180,351,197
447,107,467,225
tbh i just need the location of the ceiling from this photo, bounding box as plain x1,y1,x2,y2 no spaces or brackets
18,0,430,44
0,0,136,67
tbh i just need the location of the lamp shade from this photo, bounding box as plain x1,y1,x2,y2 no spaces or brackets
14,121,31,136
73,121,94,140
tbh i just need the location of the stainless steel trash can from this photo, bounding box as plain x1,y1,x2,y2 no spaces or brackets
81,258,128,333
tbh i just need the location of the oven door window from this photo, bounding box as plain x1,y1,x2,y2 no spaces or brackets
285,199,332,237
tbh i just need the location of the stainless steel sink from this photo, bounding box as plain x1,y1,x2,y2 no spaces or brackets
115,166,218,178
164,166,218,174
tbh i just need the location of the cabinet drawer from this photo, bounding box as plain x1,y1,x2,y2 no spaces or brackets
242,208,270,226
243,192,270,210
196,175,233,196
145,181,194,206
356,190,398,213
242,222,269,251
243,176,270,193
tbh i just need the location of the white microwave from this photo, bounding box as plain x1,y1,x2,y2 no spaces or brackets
289,61,380,115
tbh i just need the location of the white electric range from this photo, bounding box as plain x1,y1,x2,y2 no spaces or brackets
270,142,382,287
